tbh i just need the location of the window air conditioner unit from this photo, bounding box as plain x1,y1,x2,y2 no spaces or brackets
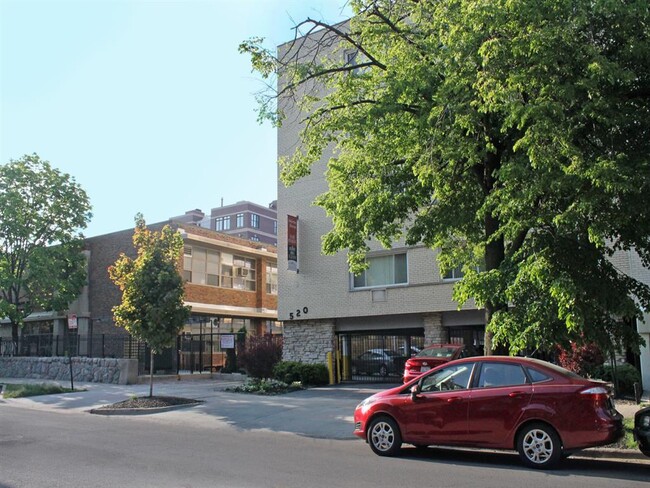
238,268,249,277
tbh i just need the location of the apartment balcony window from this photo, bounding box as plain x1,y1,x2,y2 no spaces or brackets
251,213,260,229
236,213,244,228
266,263,278,295
182,245,256,291
215,216,231,231
352,253,407,289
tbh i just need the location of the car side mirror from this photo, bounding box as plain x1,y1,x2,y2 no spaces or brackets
410,384,421,400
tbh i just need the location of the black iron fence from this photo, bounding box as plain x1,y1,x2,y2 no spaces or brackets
0,333,283,376
337,333,425,383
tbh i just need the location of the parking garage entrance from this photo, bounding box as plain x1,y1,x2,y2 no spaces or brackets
336,329,424,383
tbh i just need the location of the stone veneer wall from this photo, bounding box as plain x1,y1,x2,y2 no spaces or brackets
423,313,445,344
0,357,138,384
282,319,336,364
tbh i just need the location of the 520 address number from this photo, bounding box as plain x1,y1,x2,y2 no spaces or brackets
288,307,309,320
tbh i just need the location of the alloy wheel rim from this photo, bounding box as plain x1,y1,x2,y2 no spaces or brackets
523,429,553,464
371,422,394,451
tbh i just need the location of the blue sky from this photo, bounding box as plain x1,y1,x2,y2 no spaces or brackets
1,0,350,237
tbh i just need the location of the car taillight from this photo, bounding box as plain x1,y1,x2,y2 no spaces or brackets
581,386,609,395
580,386,611,410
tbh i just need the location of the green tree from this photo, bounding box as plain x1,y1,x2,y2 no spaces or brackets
0,154,92,344
242,0,650,355
109,215,190,396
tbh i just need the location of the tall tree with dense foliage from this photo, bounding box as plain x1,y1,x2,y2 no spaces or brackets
0,154,92,344
242,0,650,355
109,215,190,396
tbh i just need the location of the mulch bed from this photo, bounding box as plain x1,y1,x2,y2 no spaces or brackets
97,396,200,410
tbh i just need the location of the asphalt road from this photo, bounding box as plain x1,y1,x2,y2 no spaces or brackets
1,404,648,488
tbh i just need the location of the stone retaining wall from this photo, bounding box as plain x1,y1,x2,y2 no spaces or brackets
0,357,138,384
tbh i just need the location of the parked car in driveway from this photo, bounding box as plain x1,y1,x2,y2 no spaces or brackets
351,349,403,377
633,405,650,457
403,344,468,383
354,356,623,469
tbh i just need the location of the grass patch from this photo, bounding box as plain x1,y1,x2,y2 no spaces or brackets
1,383,78,398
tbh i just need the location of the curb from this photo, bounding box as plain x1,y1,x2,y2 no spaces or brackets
89,400,203,416
573,447,649,462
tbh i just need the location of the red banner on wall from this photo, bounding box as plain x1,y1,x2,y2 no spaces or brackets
287,215,298,272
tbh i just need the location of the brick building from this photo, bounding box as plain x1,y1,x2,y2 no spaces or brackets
0,220,279,370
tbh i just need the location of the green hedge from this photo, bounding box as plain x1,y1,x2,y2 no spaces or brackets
273,361,329,386
592,363,641,397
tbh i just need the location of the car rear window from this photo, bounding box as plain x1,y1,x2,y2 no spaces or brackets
416,347,458,358
526,367,551,383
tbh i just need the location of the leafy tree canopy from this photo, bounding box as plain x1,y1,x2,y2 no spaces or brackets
109,215,190,353
0,154,92,342
242,0,650,355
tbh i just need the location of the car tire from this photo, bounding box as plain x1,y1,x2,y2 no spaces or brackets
379,364,388,377
516,422,562,469
367,416,402,457
639,439,650,458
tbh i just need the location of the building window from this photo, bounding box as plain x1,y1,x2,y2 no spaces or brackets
266,263,278,295
273,220,277,235
182,246,256,291
443,263,483,281
236,213,244,228
215,216,231,231
251,213,260,229
443,265,464,281
352,253,407,289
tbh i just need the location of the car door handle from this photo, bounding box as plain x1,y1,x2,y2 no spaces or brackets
446,396,462,403
508,391,526,398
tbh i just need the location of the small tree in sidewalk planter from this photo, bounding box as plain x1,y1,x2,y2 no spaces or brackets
109,215,190,397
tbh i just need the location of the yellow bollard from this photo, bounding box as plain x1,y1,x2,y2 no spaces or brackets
327,352,335,385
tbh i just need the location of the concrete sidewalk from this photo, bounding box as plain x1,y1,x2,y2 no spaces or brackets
0,375,648,464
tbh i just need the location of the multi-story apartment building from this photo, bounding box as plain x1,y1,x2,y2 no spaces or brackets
276,23,649,394
0,220,279,371
170,201,278,246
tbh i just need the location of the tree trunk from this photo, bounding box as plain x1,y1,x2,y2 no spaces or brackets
149,350,154,398
484,209,505,356
11,322,19,345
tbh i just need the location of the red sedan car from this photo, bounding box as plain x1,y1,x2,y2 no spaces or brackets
403,344,468,383
354,356,623,469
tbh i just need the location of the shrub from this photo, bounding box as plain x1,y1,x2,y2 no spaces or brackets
592,363,642,397
273,361,329,386
226,378,302,395
556,342,605,378
238,336,283,379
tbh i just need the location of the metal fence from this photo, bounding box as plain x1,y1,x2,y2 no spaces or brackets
0,333,283,376
337,333,425,383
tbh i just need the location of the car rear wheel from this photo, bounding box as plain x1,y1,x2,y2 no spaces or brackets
639,439,650,457
516,423,562,469
367,416,402,457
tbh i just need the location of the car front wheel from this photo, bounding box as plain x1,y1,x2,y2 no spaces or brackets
516,423,562,469
367,416,402,457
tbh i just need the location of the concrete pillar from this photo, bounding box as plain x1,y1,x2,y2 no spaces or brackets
77,317,90,356
423,313,445,344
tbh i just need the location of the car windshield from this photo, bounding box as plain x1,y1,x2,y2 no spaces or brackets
415,347,458,358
